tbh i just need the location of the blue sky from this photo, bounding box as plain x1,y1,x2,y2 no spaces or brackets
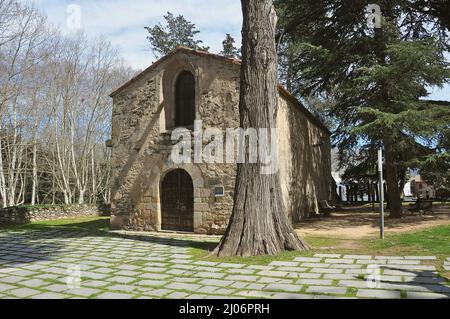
25,0,243,69
23,0,449,101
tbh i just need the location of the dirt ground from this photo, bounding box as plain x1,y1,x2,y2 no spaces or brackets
295,204,450,240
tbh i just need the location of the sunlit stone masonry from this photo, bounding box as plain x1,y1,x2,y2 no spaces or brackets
108,46,333,234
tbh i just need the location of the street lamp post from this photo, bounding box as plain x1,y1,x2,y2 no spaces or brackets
378,148,385,239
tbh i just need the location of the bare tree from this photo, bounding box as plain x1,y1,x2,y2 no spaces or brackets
0,0,133,207
0,1,51,207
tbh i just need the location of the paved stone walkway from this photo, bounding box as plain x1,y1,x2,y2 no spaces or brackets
0,229,449,299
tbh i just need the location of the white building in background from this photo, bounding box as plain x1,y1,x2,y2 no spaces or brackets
406,175,435,199
403,180,413,197
332,171,348,202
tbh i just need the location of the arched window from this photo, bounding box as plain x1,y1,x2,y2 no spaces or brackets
174,71,195,127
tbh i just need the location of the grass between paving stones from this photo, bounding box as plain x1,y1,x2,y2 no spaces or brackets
2,217,450,259
1,217,449,299
1,217,449,277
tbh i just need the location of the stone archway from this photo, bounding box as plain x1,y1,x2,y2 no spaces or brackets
160,169,194,232
161,56,199,130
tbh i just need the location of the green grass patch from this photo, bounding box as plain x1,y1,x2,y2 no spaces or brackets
363,224,450,257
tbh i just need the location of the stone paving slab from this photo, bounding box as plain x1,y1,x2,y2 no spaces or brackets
8,288,40,298
314,254,341,258
217,263,247,269
0,229,448,300
325,259,354,264
264,283,303,293
269,261,299,267
195,272,226,279
343,255,372,259
331,264,362,269
31,292,70,299
406,291,450,299
298,279,334,286
226,268,255,275
357,289,401,299
404,256,436,260
257,270,288,278
106,276,136,284
301,262,331,268
97,292,135,299
276,266,308,272
324,274,358,280
258,277,293,284
66,287,101,297
0,283,15,292
374,256,404,260
199,279,234,287
225,275,259,282
357,259,387,265
137,280,168,287
246,265,273,271
294,257,322,263
310,268,343,274
306,286,348,295
20,279,50,288
166,282,201,291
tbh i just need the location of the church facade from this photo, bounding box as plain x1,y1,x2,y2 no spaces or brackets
108,47,333,235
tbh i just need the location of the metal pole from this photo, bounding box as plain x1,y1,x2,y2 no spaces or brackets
378,148,385,239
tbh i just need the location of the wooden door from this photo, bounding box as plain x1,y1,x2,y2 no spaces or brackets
161,169,194,232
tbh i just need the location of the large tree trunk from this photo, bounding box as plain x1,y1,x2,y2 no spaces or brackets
383,133,403,218
214,0,310,257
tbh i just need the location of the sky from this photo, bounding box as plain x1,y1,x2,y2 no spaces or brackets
22,0,449,101
25,0,243,70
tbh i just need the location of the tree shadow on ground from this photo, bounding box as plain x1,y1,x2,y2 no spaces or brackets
0,219,217,268
374,266,450,297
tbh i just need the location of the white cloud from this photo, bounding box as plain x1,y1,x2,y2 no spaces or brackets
22,0,243,69
17,0,450,101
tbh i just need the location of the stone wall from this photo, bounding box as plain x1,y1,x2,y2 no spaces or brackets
278,95,333,221
0,204,110,225
109,50,241,234
109,48,333,235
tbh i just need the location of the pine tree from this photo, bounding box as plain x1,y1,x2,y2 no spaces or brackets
220,34,240,58
145,12,209,58
275,0,450,218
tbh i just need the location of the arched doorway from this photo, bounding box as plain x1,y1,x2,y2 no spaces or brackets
161,169,194,232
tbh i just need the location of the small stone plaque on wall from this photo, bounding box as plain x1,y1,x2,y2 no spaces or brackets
214,186,225,197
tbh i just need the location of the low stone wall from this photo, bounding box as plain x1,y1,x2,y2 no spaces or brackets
0,204,111,225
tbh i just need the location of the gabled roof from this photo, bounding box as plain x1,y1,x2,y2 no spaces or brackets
110,46,331,135
109,46,240,97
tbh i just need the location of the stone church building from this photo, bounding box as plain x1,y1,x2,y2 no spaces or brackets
108,47,333,235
